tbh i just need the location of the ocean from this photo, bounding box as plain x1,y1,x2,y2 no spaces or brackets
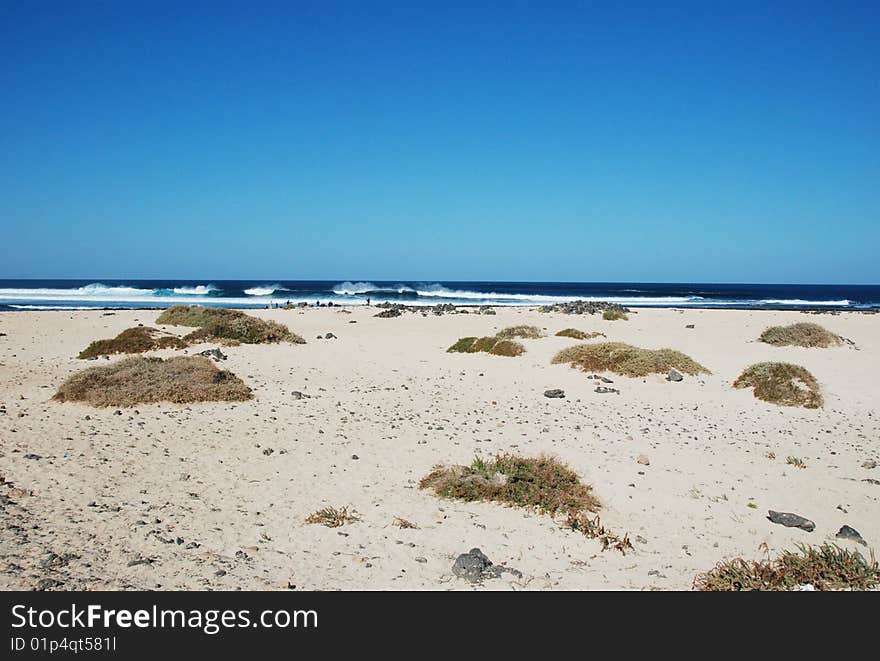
0,280,878,311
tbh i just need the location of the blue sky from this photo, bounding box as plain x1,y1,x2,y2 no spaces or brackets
1,1,878,283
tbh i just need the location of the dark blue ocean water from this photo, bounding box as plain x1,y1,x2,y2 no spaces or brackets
0,279,878,310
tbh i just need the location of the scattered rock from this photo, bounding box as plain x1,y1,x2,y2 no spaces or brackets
291,391,310,400
451,548,521,583
595,386,619,394
374,308,402,318
667,369,683,382
862,460,877,470
543,389,565,399
767,510,815,532
835,525,866,546
325,332,336,339
538,300,630,316
685,324,695,329
637,454,650,466
197,348,227,361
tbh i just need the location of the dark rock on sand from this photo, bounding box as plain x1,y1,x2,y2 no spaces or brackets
325,332,336,339
767,510,815,532
544,389,565,399
374,308,402,318
667,369,683,382
595,386,619,394
862,460,877,469
291,391,310,400
198,348,227,361
835,525,867,546
685,324,695,329
451,548,521,583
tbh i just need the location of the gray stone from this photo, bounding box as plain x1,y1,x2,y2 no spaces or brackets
451,548,521,583
767,510,815,532
667,369,683,382
543,389,565,399
835,525,866,546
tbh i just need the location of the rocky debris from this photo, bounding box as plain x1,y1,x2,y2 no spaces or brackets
291,391,311,400
451,548,521,583
197,348,227,362
595,386,619,394
480,307,496,315
835,525,866,546
862,460,877,469
587,375,613,383
374,308,402,318
543,389,565,399
685,324,695,329
767,510,815,532
864,478,880,486
667,369,683,382
325,332,336,339
637,454,650,466
538,300,630,316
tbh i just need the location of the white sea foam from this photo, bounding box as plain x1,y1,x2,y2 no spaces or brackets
243,285,285,296
759,299,850,306
171,284,219,295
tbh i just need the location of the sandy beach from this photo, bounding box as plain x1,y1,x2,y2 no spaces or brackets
1,306,878,590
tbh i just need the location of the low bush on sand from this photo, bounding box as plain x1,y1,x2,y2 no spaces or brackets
156,305,304,345
420,454,600,516
733,362,822,408
602,309,628,321
495,325,544,339
447,336,525,357
758,322,842,348
563,512,633,554
694,544,880,591
555,328,606,340
305,506,360,527
551,342,710,377
53,356,252,407
78,326,187,359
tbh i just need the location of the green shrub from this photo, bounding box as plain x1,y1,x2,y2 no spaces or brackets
733,362,822,408
551,342,710,377
78,327,186,359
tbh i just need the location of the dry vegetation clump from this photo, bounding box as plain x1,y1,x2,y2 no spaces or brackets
447,335,525,357
53,356,252,407
733,362,822,408
555,328,606,340
78,326,187,359
305,506,360,527
420,454,600,516
495,325,544,339
488,339,525,356
694,544,880,591
564,512,633,554
393,516,418,529
156,305,305,345
602,309,628,321
758,322,842,348
551,342,710,377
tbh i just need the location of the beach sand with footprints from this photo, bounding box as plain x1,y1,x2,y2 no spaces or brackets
0,306,878,590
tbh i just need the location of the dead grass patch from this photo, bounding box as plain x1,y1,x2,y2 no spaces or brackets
733,362,822,408
563,512,633,554
694,544,880,591
53,356,252,407
551,342,710,377
393,516,418,529
759,322,842,348
555,328,606,340
78,326,187,359
420,454,600,516
157,305,304,345
447,336,524,357
495,325,543,339
602,309,628,321
305,506,360,527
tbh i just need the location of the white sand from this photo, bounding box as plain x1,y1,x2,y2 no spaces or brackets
1,306,878,590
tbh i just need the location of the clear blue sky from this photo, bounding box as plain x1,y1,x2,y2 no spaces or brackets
1,1,877,283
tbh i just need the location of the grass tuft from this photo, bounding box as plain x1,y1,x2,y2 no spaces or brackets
555,328,606,340
786,455,807,469
78,327,187,359
495,325,544,340
53,356,252,407
758,322,842,348
563,512,633,554
733,362,822,408
305,506,360,527
393,516,418,529
694,543,880,591
602,309,628,321
551,342,710,377
447,335,524,357
156,305,305,345
420,454,600,516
